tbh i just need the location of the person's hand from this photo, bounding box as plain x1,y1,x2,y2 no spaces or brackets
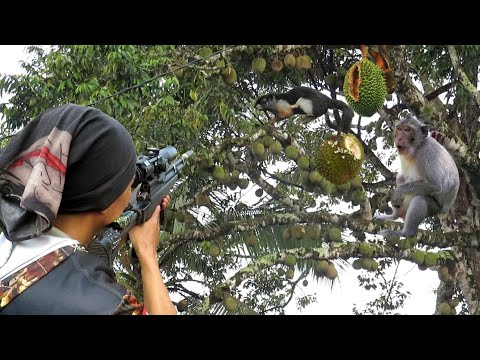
129,195,170,263
160,195,170,210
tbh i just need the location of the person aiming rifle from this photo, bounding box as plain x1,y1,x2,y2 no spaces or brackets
0,104,185,315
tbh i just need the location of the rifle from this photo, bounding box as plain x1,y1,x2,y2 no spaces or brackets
86,146,194,270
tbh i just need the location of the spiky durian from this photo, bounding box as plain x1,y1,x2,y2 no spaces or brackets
343,57,387,117
223,296,238,312
252,57,267,74
222,66,237,85
284,54,296,68
314,133,364,185
270,141,283,155
271,59,284,72
285,145,299,160
295,55,312,70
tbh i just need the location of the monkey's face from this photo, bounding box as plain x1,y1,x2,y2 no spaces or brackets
394,124,415,156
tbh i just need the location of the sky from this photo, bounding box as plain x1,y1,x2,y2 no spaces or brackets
0,45,442,315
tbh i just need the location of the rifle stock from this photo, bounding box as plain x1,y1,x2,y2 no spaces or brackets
86,147,193,269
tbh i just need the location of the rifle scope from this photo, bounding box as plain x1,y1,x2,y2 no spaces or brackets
132,146,178,187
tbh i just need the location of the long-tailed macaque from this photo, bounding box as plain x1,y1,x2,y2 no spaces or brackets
375,115,459,238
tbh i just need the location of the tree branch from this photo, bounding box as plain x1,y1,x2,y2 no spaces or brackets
165,210,480,249
262,270,308,314
390,46,441,122
447,45,480,107
425,82,453,101
200,243,455,308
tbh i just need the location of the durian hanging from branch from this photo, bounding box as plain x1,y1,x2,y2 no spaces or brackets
313,133,365,185
343,45,387,117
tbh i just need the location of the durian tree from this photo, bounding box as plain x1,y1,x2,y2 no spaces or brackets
1,45,479,315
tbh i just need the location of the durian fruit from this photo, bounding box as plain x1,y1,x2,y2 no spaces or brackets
222,66,237,85
251,141,265,157
290,225,305,239
238,178,249,189
424,253,438,267
285,268,295,279
285,145,299,160
324,74,337,88
245,234,258,247
261,135,274,147
270,141,283,155
216,59,226,69
284,254,297,267
284,54,296,68
361,258,378,272
350,175,363,190
314,133,364,185
296,156,310,170
328,227,342,242
449,297,460,308
438,302,452,315
314,260,329,277
172,65,185,78
198,47,212,57
231,170,240,182
223,295,238,312
352,258,363,270
324,263,338,280
412,250,425,266
296,55,312,70
336,181,351,194
212,166,225,181
271,59,284,72
282,227,292,241
308,170,322,185
351,189,366,206
305,225,321,240
359,242,374,257
343,57,387,117
207,244,221,258
252,57,267,74
300,172,312,186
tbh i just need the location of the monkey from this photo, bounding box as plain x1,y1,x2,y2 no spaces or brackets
374,115,460,238
255,86,354,133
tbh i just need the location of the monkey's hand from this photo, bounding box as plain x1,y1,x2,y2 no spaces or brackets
394,181,439,204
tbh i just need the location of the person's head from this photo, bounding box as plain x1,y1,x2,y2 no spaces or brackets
56,104,137,217
0,104,137,241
